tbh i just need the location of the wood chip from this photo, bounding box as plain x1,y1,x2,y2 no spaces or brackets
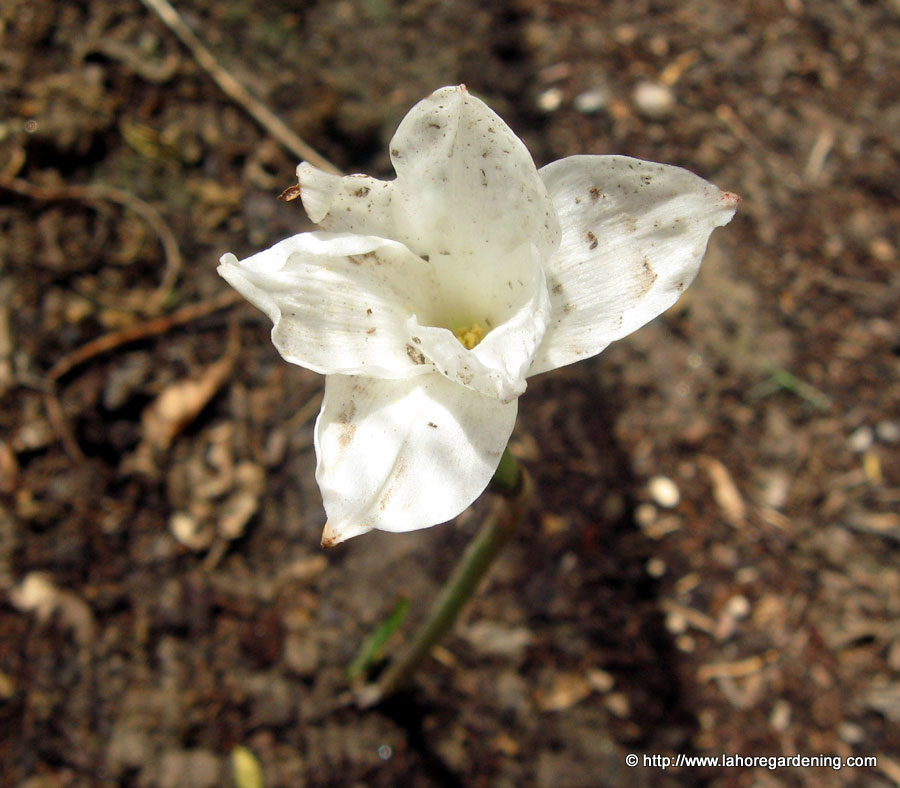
697,650,778,682
699,456,746,526
534,673,593,712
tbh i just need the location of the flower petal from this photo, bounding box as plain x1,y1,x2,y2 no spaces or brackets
530,155,739,375
389,85,560,263
406,243,550,402
218,232,439,378
316,373,517,545
297,86,560,268
296,163,396,238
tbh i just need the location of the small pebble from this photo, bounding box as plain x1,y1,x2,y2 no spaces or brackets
770,700,791,732
587,669,615,693
574,88,608,114
723,594,751,619
648,475,680,508
838,721,865,744
876,420,900,443
170,512,214,551
604,692,631,718
646,557,667,578
665,610,687,634
537,87,563,113
633,81,675,119
848,425,874,453
634,502,658,527
869,237,895,262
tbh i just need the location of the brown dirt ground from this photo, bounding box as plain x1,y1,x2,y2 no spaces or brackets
1,1,899,786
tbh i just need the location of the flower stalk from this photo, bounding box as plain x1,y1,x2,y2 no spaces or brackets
356,448,531,708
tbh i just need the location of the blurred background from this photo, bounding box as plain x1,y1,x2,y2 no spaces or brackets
1,1,898,786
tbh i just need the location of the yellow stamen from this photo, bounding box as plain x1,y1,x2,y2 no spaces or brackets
453,323,485,350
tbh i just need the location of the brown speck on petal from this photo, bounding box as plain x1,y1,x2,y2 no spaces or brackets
639,257,658,293
406,344,426,364
338,423,356,448
587,230,598,250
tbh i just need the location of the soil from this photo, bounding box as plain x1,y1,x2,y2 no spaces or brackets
1,1,899,787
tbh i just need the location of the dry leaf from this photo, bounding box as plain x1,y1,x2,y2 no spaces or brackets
142,353,235,452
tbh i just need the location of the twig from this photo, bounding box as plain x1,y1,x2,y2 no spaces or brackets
0,176,182,315
139,0,340,175
47,290,242,383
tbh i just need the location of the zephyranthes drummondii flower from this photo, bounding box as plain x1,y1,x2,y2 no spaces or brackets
219,85,737,547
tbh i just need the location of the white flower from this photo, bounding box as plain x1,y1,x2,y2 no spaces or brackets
219,86,738,546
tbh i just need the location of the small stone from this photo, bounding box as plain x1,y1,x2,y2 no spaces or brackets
633,81,675,119
587,669,614,693
646,557,666,578
723,594,750,619
170,512,214,551
536,87,563,113
648,476,680,508
770,700,791,732
665,610,687,634
848,425,874,453
574,88,608,114
838,721,865,744
604,691,631,718
10,572,59,619
876,420,900,443
869,237,895,262
634,502,657,528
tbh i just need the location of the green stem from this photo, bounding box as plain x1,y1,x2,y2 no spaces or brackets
356,448,531,707
491,445,522,494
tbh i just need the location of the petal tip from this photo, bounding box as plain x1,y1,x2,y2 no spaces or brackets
321,519,370,547
320,521,343,548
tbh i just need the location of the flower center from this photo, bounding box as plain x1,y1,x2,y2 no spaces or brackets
453,323,485,349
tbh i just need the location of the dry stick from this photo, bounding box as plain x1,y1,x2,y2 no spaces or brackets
139,0,341,175
0,177,182,316
41,291,241,461
47,290,243,383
